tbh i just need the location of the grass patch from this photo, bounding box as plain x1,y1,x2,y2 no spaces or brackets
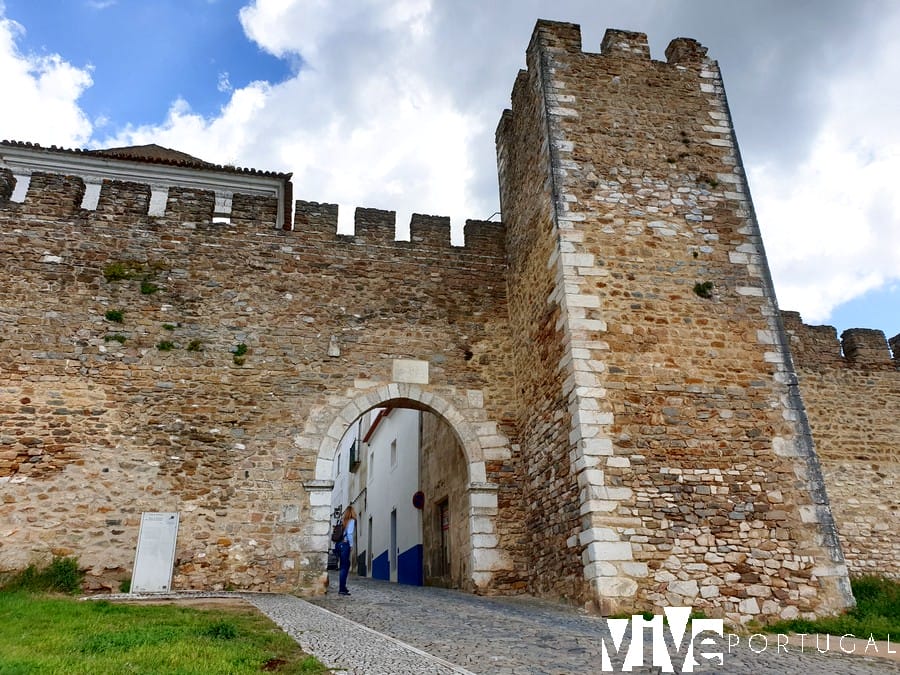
157,340,176,351
104,333,127,344
0,556,83,594
187,339,203,352
140,280,160,295
766,576,900,641
0,592,329,674
104,309,124,323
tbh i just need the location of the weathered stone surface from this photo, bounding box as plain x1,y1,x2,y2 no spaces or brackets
0,19,892,624
495,20,861,621
782,312,900,579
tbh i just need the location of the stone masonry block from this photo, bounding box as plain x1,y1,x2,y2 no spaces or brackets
586,541,633,562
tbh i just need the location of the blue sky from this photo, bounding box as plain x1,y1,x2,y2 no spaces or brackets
1,0,898,346
3,0,293,129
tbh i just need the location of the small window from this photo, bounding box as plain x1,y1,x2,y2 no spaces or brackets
390,439,397,469
349,440,361,472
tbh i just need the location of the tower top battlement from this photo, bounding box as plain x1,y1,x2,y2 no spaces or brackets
525,20,711,69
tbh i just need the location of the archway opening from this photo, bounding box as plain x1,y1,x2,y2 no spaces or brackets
328,401,470,590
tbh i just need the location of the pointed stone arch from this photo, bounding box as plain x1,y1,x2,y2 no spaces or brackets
301,382,512,591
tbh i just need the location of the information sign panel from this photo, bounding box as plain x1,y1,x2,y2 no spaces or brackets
130,512,180,593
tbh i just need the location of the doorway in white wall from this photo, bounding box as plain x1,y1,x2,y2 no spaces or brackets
328,401,470,590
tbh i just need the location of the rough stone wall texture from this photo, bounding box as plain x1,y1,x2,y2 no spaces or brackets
782,312,900,579
496,20,853,623
0,173,517,593
495,58,581,600
420,412,470,588
1,19,893,624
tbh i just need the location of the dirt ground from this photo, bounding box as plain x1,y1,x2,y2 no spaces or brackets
110,596,256,611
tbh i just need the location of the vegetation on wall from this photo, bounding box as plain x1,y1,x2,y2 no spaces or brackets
693,281,714,299
0,556,83,594
233,343,248,365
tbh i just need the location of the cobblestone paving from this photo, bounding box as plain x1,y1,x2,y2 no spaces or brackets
106,582,899,674
246,593,470,675
286,573,900,675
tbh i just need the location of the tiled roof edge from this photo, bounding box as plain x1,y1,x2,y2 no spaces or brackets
0,139,293,181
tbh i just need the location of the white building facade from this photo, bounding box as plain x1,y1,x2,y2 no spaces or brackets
331,407,424,585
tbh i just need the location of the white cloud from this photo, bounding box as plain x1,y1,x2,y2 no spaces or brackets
749,8,900,323
106,0,480,239
239,0,432,60
101,82,272,167
0,14,93,146
217,71,232,93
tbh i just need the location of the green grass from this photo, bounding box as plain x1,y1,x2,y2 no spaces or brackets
0,557,83,594
0,592,330,674
103,261,139,281
766,575,900,640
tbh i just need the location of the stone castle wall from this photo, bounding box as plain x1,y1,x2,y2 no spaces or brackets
494,54,583,600
0,19,894,624
0,169,519,593
420,412,471,588
782,312,900,579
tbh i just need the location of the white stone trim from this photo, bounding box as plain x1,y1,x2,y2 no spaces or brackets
0,144,287,227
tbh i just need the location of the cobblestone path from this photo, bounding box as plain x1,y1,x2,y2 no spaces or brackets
247,573,900,674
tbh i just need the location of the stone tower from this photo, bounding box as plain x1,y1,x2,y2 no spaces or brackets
496,21,854,621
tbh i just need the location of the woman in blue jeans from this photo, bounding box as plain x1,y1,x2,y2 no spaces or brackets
337,505,357,595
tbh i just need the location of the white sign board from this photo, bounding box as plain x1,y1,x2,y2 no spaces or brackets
130,512,180,593
392,359,429,384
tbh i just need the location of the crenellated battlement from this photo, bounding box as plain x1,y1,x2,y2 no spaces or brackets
0,139,292,228
0,170,278,226
600,28,650,59
524,19,713,71
782,311,899,369
0,161,505,257
292,199,506,257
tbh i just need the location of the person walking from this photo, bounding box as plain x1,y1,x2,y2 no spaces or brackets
338,505,357,596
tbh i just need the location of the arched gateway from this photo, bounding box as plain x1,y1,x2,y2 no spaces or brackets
302,382,513,593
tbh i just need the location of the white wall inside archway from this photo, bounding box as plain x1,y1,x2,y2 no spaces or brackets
329,406,470,589
307,383,511,592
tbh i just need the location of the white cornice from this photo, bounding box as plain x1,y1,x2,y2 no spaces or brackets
0,145,288,227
